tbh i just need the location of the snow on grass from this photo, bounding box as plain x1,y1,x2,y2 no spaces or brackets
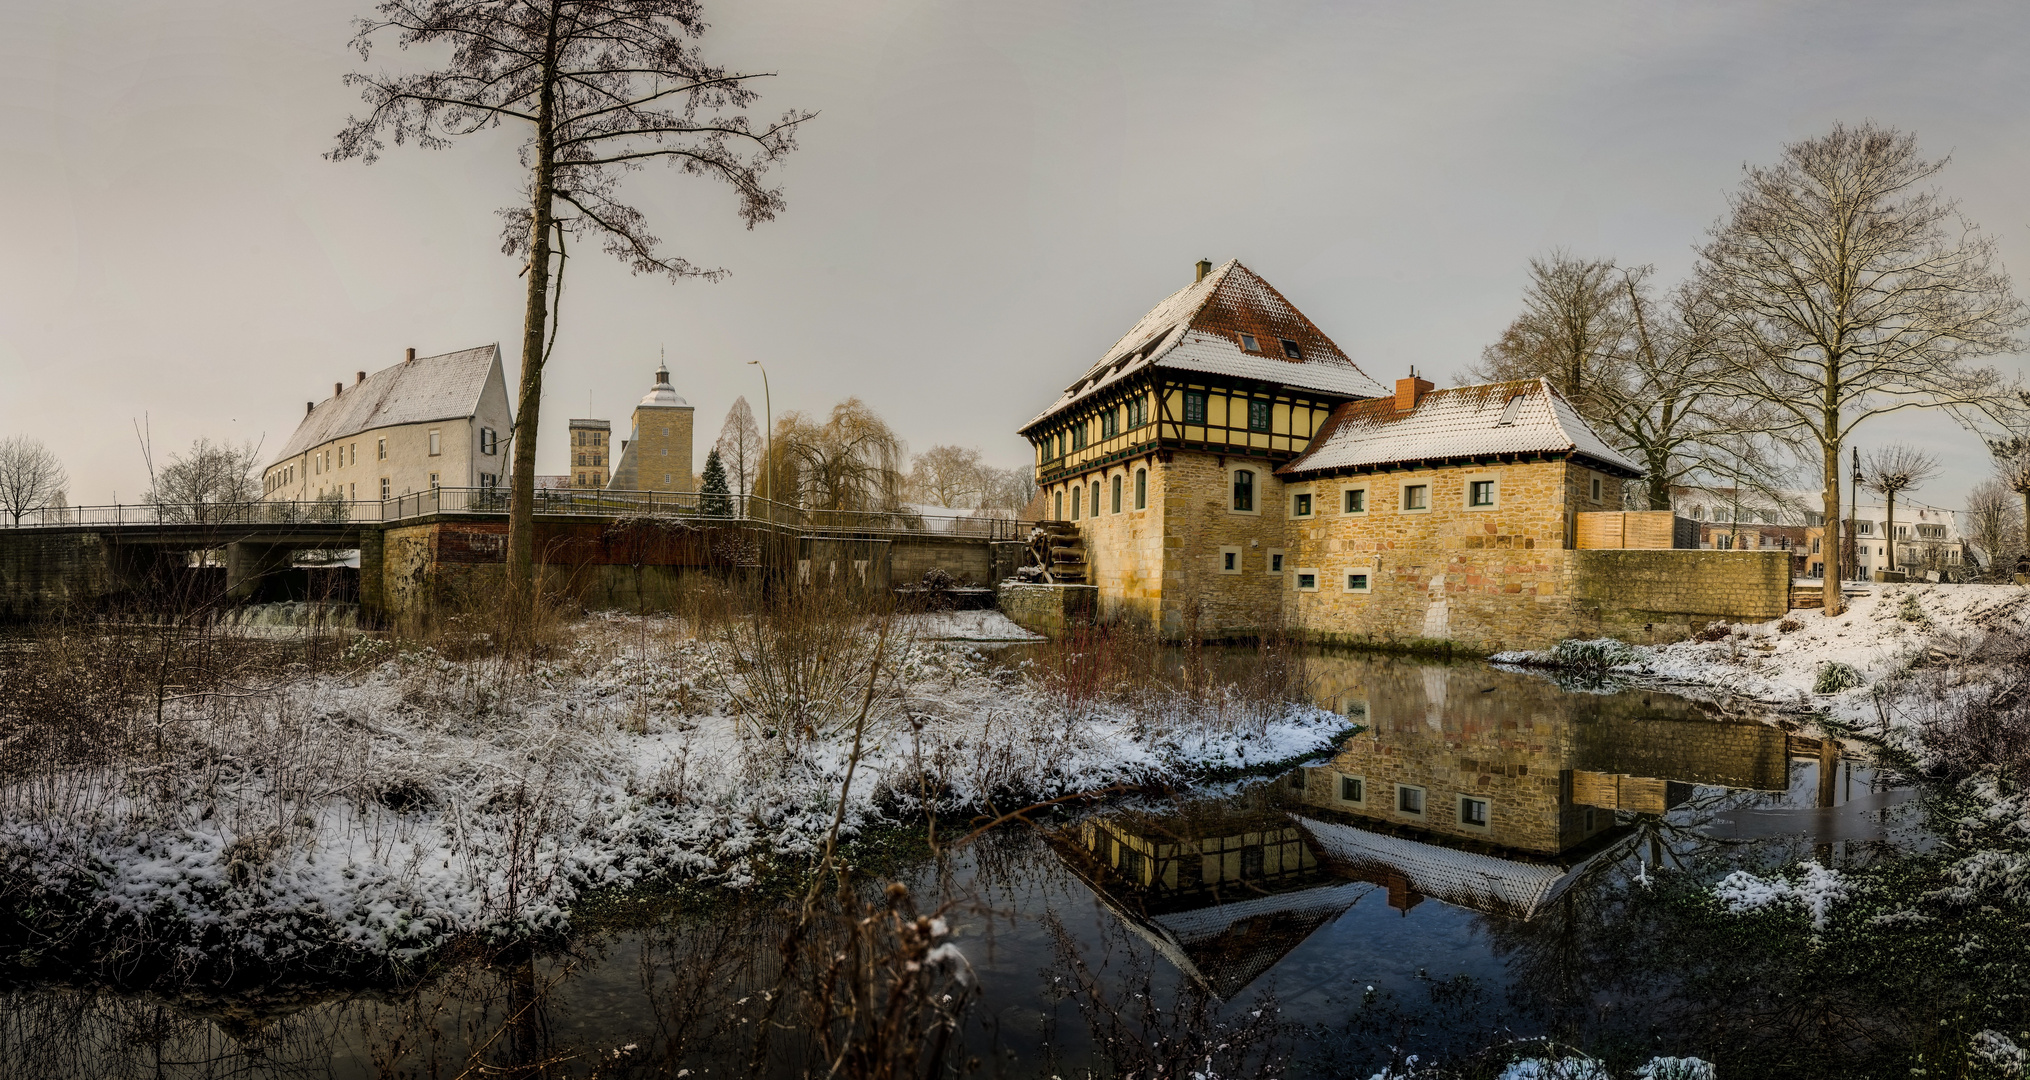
895,609,1044,642
0,616,1348,970
1713,860,1851,931
1492,584,2030,728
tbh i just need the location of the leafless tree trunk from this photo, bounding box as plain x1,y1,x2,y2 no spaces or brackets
331,0,810,634
1860,445,1940,573
1967,478,2023,579
1696,122,2028,614
0,436,67,525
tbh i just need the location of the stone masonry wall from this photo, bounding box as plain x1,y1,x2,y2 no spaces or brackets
1155,450,1291,637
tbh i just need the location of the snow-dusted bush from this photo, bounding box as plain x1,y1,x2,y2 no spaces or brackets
1632,1057,1717,1080
1713,860,1850,930
1971,1030,2027,1078
1812,661,1864,694
1548,638,1637,672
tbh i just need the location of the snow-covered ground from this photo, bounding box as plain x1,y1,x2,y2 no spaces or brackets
897,609,1045,642
1493,584,2030,728
0,616,1346,970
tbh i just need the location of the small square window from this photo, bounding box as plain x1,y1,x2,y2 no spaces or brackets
1460,796,1490,829
1239,333,1260,352
1269,551,1284,573
1397,785,1425,816
1344,488,1366,513
1292,492,1312,517
1184,391,1208,425
1279,338,1302,359
1339,775,1364,803
1219,546,1242,574
1403,484,1428,511
1345,573,1371,592
1469,480,1495,507
1247,399,1271,433
1591,476,1603,500
1295,570,1318,591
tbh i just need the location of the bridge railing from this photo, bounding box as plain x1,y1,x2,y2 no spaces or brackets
2,488,1039,541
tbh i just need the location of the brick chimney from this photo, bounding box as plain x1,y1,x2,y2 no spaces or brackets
1395,367,1433,412
306,401,315,416
335,381,344,398
405,347,416,364
356,371,366,384
1195,258,1212,283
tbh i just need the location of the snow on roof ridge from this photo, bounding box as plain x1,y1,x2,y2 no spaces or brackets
273,344,503,466
1281,376,1643,477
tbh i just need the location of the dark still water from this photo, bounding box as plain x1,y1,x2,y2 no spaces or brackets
2,654,1924,1079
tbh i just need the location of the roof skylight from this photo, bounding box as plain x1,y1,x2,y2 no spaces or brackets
1239,333,1260,352
1496,394,1525,426
1280,338,1302,359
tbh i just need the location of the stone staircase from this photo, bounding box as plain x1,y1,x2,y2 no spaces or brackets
1043,521,1088,584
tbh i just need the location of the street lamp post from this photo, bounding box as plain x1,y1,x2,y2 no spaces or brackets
1850,446,1863,584
747,360,771,518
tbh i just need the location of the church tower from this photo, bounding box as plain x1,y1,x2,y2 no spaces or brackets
608,360,695,493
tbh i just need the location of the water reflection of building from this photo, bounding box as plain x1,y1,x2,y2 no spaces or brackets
1061,804,1373,999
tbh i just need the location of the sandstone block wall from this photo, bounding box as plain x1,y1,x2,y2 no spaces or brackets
1156,451,1290,637
0,530,116,621
1000,582,1096,637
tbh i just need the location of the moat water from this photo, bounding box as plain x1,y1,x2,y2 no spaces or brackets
0,651,1930,1079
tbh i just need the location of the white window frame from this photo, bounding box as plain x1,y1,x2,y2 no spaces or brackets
1343,570,1373,593
1293,567,1319,592
428,429,442,456
1336,773,1366,805
1290,489,1314,518
1395,784,1427,819
1458,794,1492,831
1266,548,1285,574
1218,545,1243,575
1133,467,1148,512
1227,465,1262,516
1462,472,1499,511
1341,484,1369,515
1399,480,1432,514
1589,475,1603,501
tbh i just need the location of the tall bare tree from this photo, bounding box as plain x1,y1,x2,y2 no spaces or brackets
145,440,262,524
714,395,762,500
0,436,67,526
1966,477,2024,579
1696,122,2028,614
760,399,906,514
1860,444,1940,573
331,0,810,625
906,444,986,508
1468,249,1628,416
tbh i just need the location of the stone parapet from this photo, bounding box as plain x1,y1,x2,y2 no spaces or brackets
1000,583,1097,638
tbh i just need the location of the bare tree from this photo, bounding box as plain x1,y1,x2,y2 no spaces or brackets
906,445,986,508
331,0,811,624
1860,445,1941,573
1696,122,2028,614
145,440,262,523
713,396,762,500
980,464,1038,514
1991,433,2030,574
0,436,67,525
1966,477,2024,579
761,399,906,514
1467,249,1628,416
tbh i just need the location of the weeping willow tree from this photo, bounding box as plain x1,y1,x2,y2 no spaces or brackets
754,399,908,521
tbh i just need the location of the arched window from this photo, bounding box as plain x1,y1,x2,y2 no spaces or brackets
1055,488,1064,520
1071,485,1081,520
1233,469,1255,512
1111,475,1122,513
1135,468,1147,509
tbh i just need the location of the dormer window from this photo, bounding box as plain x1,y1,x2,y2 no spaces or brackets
1496,394,1525,426
1239,333,1260,352
1280,338,1302,359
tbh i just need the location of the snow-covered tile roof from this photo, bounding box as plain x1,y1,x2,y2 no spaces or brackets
273,345,504,466
1294,814,1593,920
1280,378,1643,478
1021,260,1385,432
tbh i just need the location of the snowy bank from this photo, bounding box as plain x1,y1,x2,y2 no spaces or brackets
1492,584,2030,728
0,617,1347,973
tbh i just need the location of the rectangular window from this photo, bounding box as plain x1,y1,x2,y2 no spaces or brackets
1469,480,1495,507
1292,492,1312,517
1269,552,1283,573
1071,423,1087,451
1295,570,1318,591
1134,468,1147,510
1100,409,1118,439
1071,485,1081,520
428,430,441,456
1053,433,1064,459
1397,785,1425,816
1857,521,1873,535
379,477,390,499
1219,546,1242,574
1339,776,1364,803
1247,398,1271,432
1403,484,1428,511
1110,475,1122,513
1344,488,1366,513
480,428,496,455
1232,469,1255,511
1239,332,1259,352
1240,846,1265,879
1184,391,1207,425
1127,397,1147,428
1345,573,1371,592
1460,796,1490,829
429,472,438,490
1290,770,1307,791
1590,476,1602,500
1279,338,1302,359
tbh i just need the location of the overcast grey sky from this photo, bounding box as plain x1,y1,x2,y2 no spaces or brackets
4,0,2028,513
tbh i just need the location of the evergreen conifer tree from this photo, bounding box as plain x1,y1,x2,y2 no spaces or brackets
700,447,732,516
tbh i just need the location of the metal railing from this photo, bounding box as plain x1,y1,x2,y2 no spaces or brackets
1,488,1037,541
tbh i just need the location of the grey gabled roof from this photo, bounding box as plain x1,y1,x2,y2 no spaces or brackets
1280,377,1644,478
1292,814,1602,921
273,345,505,466
1021,260,1387,433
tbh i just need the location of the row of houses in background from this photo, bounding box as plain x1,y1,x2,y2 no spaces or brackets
262,347,699,505
1670,485,1967,581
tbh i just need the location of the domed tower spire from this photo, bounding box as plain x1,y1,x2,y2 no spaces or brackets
609,348,695,493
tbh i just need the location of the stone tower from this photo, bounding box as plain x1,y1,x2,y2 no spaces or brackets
609,360,695,493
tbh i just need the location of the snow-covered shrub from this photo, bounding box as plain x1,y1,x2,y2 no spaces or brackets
1899,592,1930,625
1497,1056,1612,1080
1547,638,1637,672
1813,661,1864,694
1713,860,1850,930
1907,623,2030,783
1971,1029,2027,1078
1633,1057,1717,1080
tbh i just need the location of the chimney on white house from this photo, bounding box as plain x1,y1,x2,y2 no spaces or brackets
405,347,416,364
1395,367,1433,412
356,371,366,384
